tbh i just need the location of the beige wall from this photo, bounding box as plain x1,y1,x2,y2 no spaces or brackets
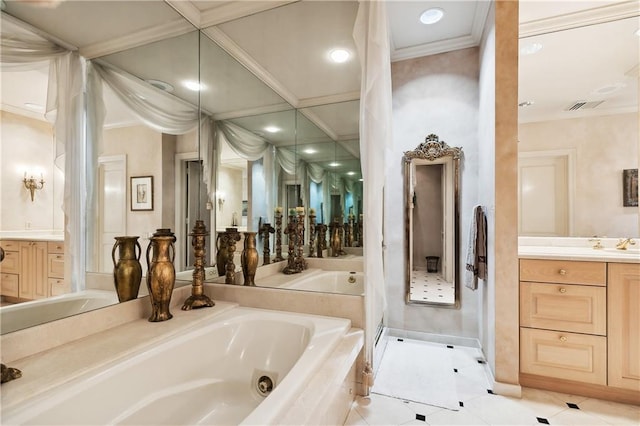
389,46,480,338
519,113,639,237
101,125,164,239
0,110,64,232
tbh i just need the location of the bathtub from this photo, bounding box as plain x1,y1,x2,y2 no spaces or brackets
0,290,118,334
284,270,364,296
2,307,351,425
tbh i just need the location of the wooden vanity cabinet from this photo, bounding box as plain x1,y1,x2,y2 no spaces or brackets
0,239,66,300
608,263,640,391
520,258,640,404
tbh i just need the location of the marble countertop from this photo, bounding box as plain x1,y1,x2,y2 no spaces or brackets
519,245,640,263
0,231,64,242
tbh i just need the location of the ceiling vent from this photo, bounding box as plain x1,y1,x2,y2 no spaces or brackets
564,100,604,111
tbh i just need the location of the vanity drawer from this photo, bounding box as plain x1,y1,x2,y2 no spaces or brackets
520,282,606,335
48,253,65,278
48,241,64,254
0,250,20,274
1,273,19,297
49,278,67,296
520,259,606,286
520,327,606,385
0,240,21,251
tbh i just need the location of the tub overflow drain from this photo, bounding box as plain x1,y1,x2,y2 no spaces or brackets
257,375,274,396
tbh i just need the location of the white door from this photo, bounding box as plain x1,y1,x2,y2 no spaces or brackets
518,153,571,236
97,155,127,272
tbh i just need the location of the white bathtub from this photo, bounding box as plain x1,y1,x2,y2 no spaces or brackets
0,290,118,334
284,270,364,296
2,307,351,425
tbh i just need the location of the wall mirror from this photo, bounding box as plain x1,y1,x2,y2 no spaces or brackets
0,1,362,334
404,134,462,308
518,5,638,238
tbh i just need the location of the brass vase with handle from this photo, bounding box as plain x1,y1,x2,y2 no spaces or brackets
241,232,259,286
111,236,142,302
146,229,176,322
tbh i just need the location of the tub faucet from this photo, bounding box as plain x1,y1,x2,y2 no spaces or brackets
615,238,636,250
588,238,603,249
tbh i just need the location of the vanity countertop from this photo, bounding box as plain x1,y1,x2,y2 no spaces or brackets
0,231,64,242
519,245,640,263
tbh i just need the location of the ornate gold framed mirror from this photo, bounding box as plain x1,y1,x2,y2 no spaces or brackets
404,134,462,308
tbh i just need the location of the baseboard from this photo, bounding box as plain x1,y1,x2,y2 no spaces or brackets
521,373,640,406
385,327,481,349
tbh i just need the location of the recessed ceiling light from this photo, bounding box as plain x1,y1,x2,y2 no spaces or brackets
519,42,543,56
329,162,340,167
183,80,203,91
146,79,174,92
264,126,280,133
518,100,534,108
303,148,317,154
347,171,356,176
592,82,626,95
635,28,640,36
24,103,44,111
329,49,350,63
358,178,363,182
420,8,444,25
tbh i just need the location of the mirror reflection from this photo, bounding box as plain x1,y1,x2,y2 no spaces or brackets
404,135,462,307
0,0,363,334
518,14,639,237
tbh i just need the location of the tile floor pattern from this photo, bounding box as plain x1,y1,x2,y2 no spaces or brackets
409,269,455,304
344,341,640,425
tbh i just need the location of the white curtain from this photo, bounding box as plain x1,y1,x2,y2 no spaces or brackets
1,26,85,292
353,0,393,388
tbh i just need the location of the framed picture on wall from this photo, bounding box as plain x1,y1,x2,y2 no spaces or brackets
623,169,638,207
131,176,154,211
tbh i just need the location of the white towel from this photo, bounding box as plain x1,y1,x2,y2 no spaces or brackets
465,205,487,290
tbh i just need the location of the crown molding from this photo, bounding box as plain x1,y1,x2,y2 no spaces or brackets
201,26,300,108
1,104,49,123
164,0,201,28
519,1,640,38
519,106,638,124
297,92,360,109
391,34,479,62
471,0,492,42
79,19,194,59
212,102,293,121
198,0,299,28
297,108,339,141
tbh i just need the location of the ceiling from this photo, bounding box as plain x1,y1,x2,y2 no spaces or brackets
1,0,638,135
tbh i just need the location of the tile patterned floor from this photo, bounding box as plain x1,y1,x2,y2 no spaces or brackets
409,269,455,304
344,340,640,425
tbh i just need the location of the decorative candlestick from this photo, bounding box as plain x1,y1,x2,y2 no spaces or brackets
358,214,364,247
274,207,284,262
225,227,241,284
316,224,327,258
308,210,316,257
282,214,300,274
295,210,307,271
182,220,215,310
347,215,355,247
215,232,228,277
259,222,275,265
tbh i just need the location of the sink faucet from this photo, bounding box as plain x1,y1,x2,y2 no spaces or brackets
588,238,603,249
615,238,636,250
1,363,22,384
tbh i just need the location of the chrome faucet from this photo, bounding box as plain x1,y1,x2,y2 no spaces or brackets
615,238,636,250
588,238,603,249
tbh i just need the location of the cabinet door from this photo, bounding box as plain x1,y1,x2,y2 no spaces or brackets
1,273,19,297
19,242,48,300
608,263,640,391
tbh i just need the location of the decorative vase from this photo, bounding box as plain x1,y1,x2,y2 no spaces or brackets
146,229,176,322
111,236,142,303
241,232,259,286
330,222,341,257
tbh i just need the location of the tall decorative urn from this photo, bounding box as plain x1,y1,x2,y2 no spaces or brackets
241,232,259,286
111,236,142,302
146,228,176,322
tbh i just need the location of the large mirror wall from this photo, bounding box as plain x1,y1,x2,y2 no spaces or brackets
0,0,362,334
518,5,639,238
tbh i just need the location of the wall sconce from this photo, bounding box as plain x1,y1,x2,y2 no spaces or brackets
23,172,45,202
217,191,226,211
